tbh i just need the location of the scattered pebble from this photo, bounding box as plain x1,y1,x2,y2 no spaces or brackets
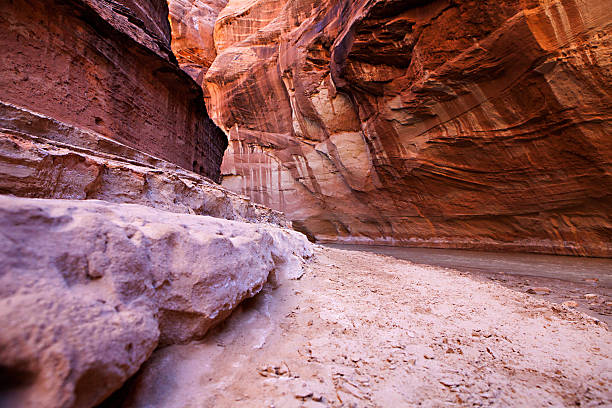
562,301,578,308
584,294,598,300
439,377,462,387
312,394,324,402
295,390,313,400
257,364,289,377
526,287,552,295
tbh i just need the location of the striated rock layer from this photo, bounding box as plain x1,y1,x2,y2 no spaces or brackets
0,0,226,181
0,2,317,407
0,125,288,227
199,0,612,256
0,112,308,407
0,196,311,408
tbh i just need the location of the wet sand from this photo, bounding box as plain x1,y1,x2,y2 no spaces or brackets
325,244,612,326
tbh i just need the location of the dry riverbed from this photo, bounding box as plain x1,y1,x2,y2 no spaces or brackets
325,244,612,327
118,246,612,407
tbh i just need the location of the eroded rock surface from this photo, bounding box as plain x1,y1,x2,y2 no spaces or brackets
0,0,226,180
0,128,288,227
0,196,312,407
198,0,612,256
0,1,318,407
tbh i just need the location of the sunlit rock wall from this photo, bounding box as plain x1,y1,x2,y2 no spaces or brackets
168,0,228,106
171,0,611,256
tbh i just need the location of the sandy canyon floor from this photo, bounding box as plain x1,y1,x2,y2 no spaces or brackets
325,245,612,327
120,247,612,407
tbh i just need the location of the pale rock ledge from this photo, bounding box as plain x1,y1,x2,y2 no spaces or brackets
0,195,312,408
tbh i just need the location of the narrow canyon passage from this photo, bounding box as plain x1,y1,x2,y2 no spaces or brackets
116,247,612,407
1,0,611,406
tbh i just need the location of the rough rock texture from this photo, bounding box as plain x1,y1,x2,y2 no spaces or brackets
201,0,612,256
0,196,312,408
0,124,288,227
0,0,226,181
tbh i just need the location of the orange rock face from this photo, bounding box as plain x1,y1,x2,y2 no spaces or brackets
195,0,612,256
168,0,228,103
0,0,227,181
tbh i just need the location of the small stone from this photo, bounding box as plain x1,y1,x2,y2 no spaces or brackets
584,294,598,300
295,390,313,400
584,278,599,283
562,301,578,308
439,377,461,387
257,366,272,377
87,251,108,279
526,287,551,295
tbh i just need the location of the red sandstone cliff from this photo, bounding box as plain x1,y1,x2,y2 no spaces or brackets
172,0,612,256
0,0,227,181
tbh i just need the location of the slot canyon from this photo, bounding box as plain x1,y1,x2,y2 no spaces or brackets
0,0,610,407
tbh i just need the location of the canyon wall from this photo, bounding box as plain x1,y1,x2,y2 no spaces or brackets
0,1,317,406
193,0,612,256
0,0,226,181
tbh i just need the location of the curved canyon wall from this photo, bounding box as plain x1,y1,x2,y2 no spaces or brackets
0,0,227,181
173,0,612,256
